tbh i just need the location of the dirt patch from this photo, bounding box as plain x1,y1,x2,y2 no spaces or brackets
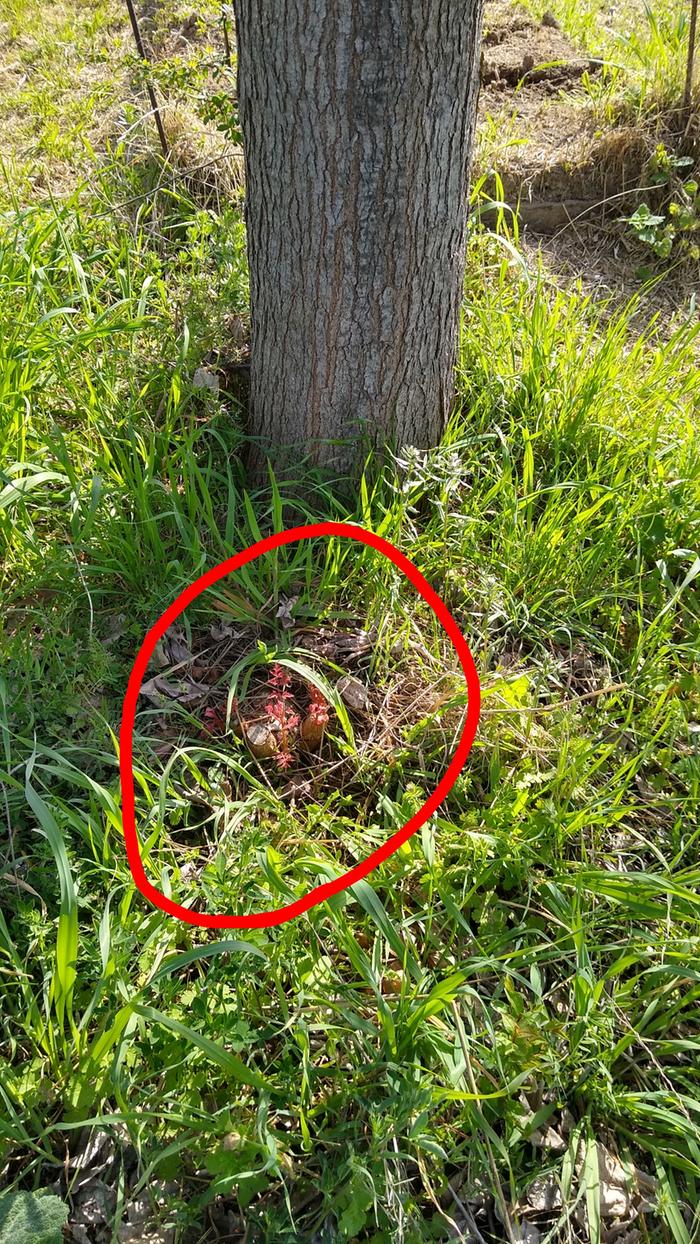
521,222,700,341
478,89,654,211
475,1,662,223
140,614,458,803
475,3,699,355
481,5,594,88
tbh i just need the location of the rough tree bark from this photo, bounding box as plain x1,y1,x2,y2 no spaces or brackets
233,0,484,473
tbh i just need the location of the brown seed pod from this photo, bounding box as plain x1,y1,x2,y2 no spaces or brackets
244,722,278,758
381,970,404,996
300,714,325,749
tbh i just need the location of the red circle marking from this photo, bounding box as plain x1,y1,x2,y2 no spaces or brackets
119,522,481,928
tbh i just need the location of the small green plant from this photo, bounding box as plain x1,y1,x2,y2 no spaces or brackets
198,73,243,142
620,144,700,265
621,202,675,257
647,142,695,184
0,1192,68,1244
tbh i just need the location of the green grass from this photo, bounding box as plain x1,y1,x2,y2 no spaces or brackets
0,0,235,206
1,180,699,1240
1,0,700,1239
0,0,129,199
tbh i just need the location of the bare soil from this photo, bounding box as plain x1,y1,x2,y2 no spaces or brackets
520,222,700,336
476,0,699,332
481,6,593,88
477,3,655,215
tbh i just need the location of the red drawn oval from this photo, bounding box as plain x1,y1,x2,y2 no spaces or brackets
119,522,481,928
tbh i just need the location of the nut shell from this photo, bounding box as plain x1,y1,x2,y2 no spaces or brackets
300,714,325,749
245,722,278,758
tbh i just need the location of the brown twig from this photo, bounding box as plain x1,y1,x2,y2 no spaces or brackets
124,0,168,158
483,681,629,716
415,1150,471,1244
221,3,232,67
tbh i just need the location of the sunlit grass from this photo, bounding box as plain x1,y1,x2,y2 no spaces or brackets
1,179,699,1239
1,0,700,1236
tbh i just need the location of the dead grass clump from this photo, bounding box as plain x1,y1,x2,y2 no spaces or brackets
159,100,244,203
106,97,244,212
590,124,657,191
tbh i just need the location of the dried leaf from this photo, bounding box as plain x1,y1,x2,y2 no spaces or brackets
574,1142,649,1226
179,861,201,884
209,621,247,642
337,674,368,712
68,1128,115,1175
531,1125,567,1154
117,1182,177,1243
302,627,375,662
140,675,209,706
165,626,192,666
65,1177,116,1242
281,778,313,800
149,641,170,671
515,1224,541,1244
226,314,248,345
276,595,298,629
192,366,219,394
103,614,127,647
526,1173,562,1212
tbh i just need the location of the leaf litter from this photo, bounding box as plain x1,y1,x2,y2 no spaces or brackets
133,605,468,884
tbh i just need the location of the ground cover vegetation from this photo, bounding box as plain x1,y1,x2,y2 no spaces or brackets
1,0,699,1240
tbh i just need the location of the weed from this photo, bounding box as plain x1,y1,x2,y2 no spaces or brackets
620,144,700,267
1,0,700,1239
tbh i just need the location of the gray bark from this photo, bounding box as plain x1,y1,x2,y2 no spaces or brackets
233,0,484,473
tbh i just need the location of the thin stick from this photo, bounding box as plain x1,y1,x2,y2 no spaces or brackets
221,3,232,67
448,1184,489,1244
415,1150,470,1244
124,0,168,158
483,681,629,717
684,0,699,114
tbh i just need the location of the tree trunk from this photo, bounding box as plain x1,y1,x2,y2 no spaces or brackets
233,0,484,474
